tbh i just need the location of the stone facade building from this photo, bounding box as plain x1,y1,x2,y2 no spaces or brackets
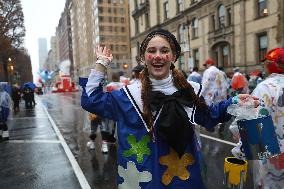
129,0,284,74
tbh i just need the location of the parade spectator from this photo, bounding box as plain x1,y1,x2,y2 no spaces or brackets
201,58,228,105
86,113,102,150
80,29,258,188
22,88,33,109
100,72,123,153
0,83,12,141
187,66,202,84
130,64,144,84
231,67,249,96
249,48,284,188
11,86,21,113
201,58,229,133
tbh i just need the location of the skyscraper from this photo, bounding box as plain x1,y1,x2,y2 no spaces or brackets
38,38,48,71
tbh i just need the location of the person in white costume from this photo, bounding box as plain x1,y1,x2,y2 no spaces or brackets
250,48,284,189
201,58,228,106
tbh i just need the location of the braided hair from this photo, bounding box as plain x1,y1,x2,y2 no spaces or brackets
139,29,208,132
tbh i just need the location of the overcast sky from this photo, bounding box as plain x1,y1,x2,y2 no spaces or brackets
21,0,65,81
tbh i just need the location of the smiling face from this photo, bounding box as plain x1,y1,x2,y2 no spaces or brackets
143,36,175,80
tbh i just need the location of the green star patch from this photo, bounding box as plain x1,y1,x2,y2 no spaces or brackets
123,134,151,163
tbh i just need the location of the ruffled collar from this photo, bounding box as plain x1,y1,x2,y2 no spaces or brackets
149,74,177,95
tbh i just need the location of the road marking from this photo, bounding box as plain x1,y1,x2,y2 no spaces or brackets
12,116,47,120
200,134,237,146
8,139,60,144
41,102,91,189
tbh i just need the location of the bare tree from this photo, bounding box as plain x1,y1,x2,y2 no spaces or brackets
0,0,26,81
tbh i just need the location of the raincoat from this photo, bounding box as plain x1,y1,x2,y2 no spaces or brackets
0,87,12,123
251,73,284,189
201,65,228,105
80,70,233,189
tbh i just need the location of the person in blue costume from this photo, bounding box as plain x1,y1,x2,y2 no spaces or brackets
80,29,259,189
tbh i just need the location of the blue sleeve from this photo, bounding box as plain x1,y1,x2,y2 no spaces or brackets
194,97,233,130
80,77,123,121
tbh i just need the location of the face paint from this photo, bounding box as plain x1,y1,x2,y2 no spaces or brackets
154,54,162,60
165,54,172,61
146,54,153,60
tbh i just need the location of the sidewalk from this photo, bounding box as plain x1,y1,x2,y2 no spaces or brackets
0,99,90,189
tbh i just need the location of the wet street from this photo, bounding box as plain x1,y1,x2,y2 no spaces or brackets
0,91,255,189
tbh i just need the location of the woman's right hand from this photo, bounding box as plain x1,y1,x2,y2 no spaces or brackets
95,45,113,63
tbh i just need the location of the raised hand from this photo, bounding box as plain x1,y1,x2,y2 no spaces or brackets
95,45,113,63
237,94,259,107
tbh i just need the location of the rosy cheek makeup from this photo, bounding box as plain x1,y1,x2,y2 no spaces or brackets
165,54,171,61
146,54,153,60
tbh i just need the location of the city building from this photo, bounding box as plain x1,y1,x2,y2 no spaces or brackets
38,38,48,71
94,0,131,77
129,0,284,74
69,0,131,79
69,0,95,79
56,0,74,78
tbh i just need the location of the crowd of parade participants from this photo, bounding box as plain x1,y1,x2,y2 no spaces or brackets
0,83,36,141
80,29,284,188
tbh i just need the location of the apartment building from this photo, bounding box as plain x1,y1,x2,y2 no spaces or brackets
94,0,131,77
129,0,284,74
69,0,131,79
69,0,95,78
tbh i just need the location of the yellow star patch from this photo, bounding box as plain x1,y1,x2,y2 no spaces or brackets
159,148,195,185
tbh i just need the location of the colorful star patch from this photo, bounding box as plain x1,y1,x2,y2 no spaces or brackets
118,161,152,189
159,148,195,185
123,134,151,163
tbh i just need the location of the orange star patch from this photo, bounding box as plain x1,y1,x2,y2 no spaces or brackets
159,148,195,185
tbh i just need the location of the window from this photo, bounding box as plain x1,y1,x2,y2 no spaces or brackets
211,15,215,31
179,54,185,70
121,17,125,23
258,33,268,62
191,0,198,4
145,13,150,28
177,0,183,13
164,1,169,20
218,5,225,28
179,24,185,44
193,49,199,67
222,45,229,67
257,0,267,17
227,8,232,26
135,18,139,34
134,0,138,8
192,18,198,38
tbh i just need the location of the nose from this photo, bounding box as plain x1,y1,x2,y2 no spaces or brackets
154,53,162,60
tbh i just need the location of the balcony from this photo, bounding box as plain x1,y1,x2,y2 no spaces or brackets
132,0,149,18
208,25,234,41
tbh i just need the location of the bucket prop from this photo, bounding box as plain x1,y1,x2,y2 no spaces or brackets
237,115,280,160
224,157,248,189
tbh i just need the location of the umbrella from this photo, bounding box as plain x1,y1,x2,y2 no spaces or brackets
23,82,36,90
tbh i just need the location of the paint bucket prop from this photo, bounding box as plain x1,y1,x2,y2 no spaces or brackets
237,115,280,160
224,157,248,189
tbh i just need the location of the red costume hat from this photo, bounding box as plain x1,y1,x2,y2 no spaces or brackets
262,48,284,74
203,58,214,66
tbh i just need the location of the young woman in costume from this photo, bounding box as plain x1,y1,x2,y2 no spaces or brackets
80,29,258,189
